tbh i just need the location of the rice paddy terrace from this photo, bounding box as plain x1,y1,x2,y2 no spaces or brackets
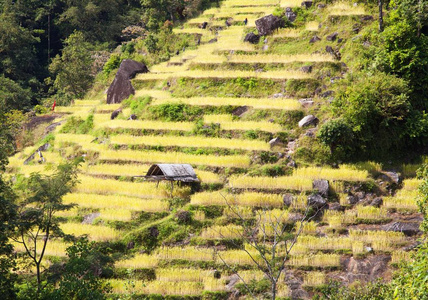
7,0,425,299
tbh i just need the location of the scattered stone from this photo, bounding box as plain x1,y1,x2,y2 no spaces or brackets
330,76,343,83
262,45,269,51
23,153,36,165
232,106,248,117
326,32,339,41
317,3,326,8
44,122,63,135
283,194,294,207
310,35,321,43
201,21,208,29
326,45,335,54
264,38,268,44
385,222,421,236
273,93,284,98
149,226,159,238
380,171,402,184
361,15,374,22
287,140,298,154
128,114,138,120
371,197,383,207
111,108,122,120
127,241,135,249
329,202,343,211
347,195,359,205
355,191,366,200
301,1,313,8
256,14,285,36
82,213,101,225
208,38,218,43
337,38,343,43
107,60,149,104
299,98,314,107
320,90,334,98
244,32,260,44
363,41,372,47
308,193,327,210
313,179,329,197
298,115,319,127
300,65,313,73
287,159,297,168
269,137,283,147
285,8,297,22
38,143,51,152
304,128,317,137
353,23,361,33
365,247,373,253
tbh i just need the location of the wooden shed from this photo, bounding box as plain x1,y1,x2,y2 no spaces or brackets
144,164,199,183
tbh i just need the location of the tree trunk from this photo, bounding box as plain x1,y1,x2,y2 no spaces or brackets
36,262,41,293
271,281,277,300
378,0,384,32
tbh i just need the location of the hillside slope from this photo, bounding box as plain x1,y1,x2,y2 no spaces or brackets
7,0,425,299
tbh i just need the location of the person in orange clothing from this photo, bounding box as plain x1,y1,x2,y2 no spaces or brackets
51,100,56,112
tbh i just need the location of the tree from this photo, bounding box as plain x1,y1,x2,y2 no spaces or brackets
0,108,18,299
47,237,112,300
0,76,32,111
216,195,320,299
49,31,94,102
12,160,81,293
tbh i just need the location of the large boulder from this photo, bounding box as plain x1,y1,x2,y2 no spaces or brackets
255,14,285,36
285,8,297,22
313,179,329,197
307,193,327,210
298,115,319,127
107,59,149,104
244,32,260,44
385,222,421,236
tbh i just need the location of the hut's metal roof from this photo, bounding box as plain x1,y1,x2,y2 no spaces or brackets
145,164,199,182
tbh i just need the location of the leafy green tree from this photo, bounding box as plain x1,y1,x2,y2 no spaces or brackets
0,108,18,299
49,31,94,102
13,160,81,293
0,76,32,111
47,237,111,300
317,118,354,160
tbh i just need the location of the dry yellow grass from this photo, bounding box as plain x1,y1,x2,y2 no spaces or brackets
97,209,133,221
391,250,412,264
357,206,388,220
203,115,283,133
200,225,243,239
403,178,423,190
304,272,325,286
84,163,149,177
287,254,341,268
293,166,369,181
136,70,312,80
383,189,419,210
96,104,122,112
348,230,406,243
12,240,70,257
217,249,260,266
93,116,195,132
63,193,169,212
306,21,320,31
223,206,254,219
152,97,301,110
329,2,366,16
280,0,303,7
229,175,313,191
115,254,158,269
108,280,203,296
191,192,284,207
75,175,176,198
99,149,251,167
157,268,213,282
60,223,120,241
229,53,333,64
110,134,270,151
297,236,353,251
196,170,223,184
274,28,301,38
134,89,172,99
74,100,101,106
157,247,215,262
223,0,279,6
55,106,91,114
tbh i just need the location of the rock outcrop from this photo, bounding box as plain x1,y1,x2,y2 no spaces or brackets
255,14,285,36
107,59,149,104
244,32,260,44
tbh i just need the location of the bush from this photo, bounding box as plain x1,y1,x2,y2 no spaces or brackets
317,119,354,160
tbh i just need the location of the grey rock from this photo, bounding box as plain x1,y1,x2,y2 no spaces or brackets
244,32,260,44
38,143,51,152
320,90,334,98
313,179,329,197
317,3,326,8
347,195,359,205
299,98,314,107
308,193,327,210
262,45,269,51
326,32,338,41
363,41,372,47
82,213,101,224
232,106,248,117
298,115,319,127
273,93,284,98
310,35,321,43
111,108,122,120
330,76,343,83
326,45,335,54
208,38,218,43
44,122,63,135
107,59,149,104
287,159,297,168
201,22,208,29
371,197,383,207
329,202,343,211
304,128,317,137
381,171,402,184
128,114,138,120
127,241,135,249
337,38,343,43
365,246,373,253
269,137,283,147
300,65,313,73
287,140,298,154
285,8,297,22
301,1,313,8
385,222,421,236
256,14,286,36
355,191,366,200
283,193,294,207
361,15,374,22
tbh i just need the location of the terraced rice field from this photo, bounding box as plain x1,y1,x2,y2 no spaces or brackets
8,0,424,298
